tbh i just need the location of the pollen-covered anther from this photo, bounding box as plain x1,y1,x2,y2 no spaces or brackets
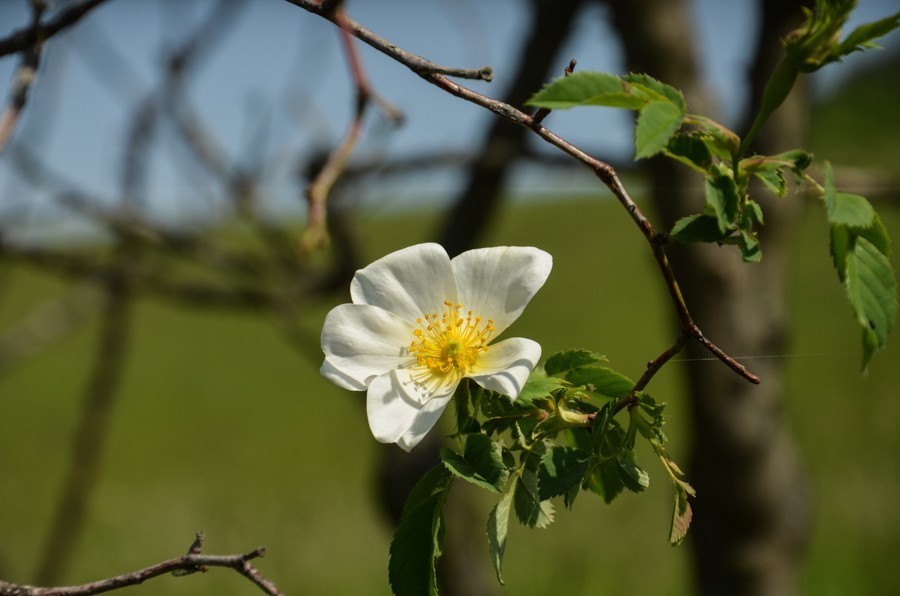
409,299,494,376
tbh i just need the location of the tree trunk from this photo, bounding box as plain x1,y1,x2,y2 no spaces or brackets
606,1,812,594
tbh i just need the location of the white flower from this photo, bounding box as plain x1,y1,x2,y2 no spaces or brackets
320,242,552,451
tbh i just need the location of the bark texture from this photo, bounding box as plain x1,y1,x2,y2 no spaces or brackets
606,1,812,595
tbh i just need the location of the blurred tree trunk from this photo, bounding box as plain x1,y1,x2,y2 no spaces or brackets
436,0,585,257
381,1,586,594
606,1,812,595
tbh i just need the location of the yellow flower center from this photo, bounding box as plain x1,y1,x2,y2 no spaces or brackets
409,300,494,377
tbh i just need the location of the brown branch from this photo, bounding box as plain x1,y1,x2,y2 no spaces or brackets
287,0,760,389
301,5,401,252
0,0,109,58
0,532,282,596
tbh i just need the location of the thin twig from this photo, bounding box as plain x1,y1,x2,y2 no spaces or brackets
0,0,108,58
0,533,282,596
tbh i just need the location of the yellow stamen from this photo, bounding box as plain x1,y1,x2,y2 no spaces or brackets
408,299,494,380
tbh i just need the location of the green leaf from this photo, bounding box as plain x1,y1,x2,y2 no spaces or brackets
705,168,741,233
670,213,727,244
688,115,740,158
517,370,568,405
830,193,876,228
823,161,875,228
389,465,453,596
745,199,765,226
772,149,814,174
753,167,787,197
835,12,900,58
565,366,634,399
526,71,651,110
514,447,555,529
622,73,687,113
844,236,897,368
584,459,625,504
544,349,607,376
538,446,590,501
486,479,516,585
635,100,684,159
664,132,713,173
670,483,694,546
617,451,650,493
738,231,762,263
441,434,508,493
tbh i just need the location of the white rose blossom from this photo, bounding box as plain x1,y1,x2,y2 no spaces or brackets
320,243,552,451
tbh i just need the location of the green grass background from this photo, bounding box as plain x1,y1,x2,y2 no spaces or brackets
2,58,899,595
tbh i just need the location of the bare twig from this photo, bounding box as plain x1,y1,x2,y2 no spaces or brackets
286,0,760,390
0,0,47,152
0,0,109,58
0,532,282,596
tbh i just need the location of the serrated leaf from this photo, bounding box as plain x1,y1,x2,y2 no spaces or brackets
486,480,516,585
705,169,741,233
544,349,607,376
689,114,740,158
517,370,568,405
389,465,453,596
669,483,694,546
754,167,787,197
823,161,876,228
441,434,508,493
526,71,651,110
453,380,480,435
670,213,727,244
745,199,765,226
622,73,687,113
617,452,650,493
835,12,900,59
635,100,684,159
738,231,762,263
844,236,897,368
538,446,590,501
664,132,713,173
514,447,555,529
565,366,634,399
584,459,625,504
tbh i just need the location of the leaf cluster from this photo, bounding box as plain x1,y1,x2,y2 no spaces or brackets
388,350,693,594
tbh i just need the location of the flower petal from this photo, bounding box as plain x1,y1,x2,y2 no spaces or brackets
321,303,414,389
350,243,458,321
366,368,457,450
451,246,552,335
470,337,541,399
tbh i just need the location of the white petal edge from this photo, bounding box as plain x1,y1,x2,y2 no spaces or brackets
321,303,414,389
451,246,552,336
469,337,541,399
366,368,458,449
350,243,458,322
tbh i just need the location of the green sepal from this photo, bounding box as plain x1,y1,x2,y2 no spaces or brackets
388,465,454,596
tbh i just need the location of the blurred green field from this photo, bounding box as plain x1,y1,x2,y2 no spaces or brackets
1,189,898,594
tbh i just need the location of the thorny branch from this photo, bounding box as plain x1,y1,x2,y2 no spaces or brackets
0,533,283,596
286,0,762,394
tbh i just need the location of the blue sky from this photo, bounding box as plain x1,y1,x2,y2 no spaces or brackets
0,0,896,235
